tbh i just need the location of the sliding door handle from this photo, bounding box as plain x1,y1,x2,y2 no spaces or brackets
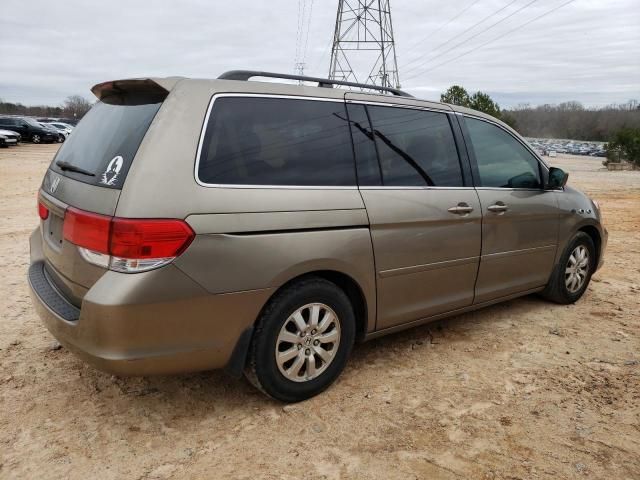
448,203,474,215
487,202,508,213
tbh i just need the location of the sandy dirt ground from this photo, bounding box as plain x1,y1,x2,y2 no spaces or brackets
1,144,638,480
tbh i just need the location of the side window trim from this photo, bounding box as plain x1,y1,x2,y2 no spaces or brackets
194,93,358,190
447,112,473,187
458,113,547,190
344,102,383,186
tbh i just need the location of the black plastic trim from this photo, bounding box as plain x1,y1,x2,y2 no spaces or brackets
226,225,369,236
218,70,413,97
28,261,80,322
224,326,254,378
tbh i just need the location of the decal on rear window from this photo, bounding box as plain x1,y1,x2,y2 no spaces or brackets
101,156,123,186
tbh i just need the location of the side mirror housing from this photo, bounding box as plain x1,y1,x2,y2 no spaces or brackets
546,167,568,190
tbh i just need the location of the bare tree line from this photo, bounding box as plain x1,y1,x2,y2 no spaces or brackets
0,95,92,120
503,100,640,141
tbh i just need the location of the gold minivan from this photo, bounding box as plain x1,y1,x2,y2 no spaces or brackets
28,71,607,401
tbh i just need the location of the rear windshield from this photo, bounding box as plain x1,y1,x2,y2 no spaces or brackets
50,92,163,189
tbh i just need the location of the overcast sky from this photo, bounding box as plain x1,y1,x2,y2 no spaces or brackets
1,0,638,108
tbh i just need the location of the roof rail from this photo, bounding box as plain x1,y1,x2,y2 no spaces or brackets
217,70,413,98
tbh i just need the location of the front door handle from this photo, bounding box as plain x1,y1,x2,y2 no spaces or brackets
487,202,508,213
448,203,474,215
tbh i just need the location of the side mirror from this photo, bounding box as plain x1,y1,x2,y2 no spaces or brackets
546,167,568,190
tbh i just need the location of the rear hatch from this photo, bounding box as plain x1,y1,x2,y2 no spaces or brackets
38,79,169,305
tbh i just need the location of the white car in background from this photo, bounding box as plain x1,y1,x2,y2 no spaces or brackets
44,122,74,138
0,128,21,147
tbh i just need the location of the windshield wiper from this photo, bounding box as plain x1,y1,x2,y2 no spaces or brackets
55,161,95,177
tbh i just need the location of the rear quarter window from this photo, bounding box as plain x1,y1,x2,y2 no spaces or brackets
197,96,356,187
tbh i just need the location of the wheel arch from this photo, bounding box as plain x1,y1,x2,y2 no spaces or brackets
578,225,601,267
267,270,369,341
224,269,370,378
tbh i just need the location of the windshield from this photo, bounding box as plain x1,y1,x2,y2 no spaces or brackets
50,92,163,189
25,118,42,127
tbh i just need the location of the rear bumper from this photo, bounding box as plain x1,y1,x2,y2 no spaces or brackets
28,231,273,376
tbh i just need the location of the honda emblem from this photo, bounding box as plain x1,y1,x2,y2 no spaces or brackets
50,176,60,194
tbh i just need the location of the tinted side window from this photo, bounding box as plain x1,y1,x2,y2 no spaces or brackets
366,106,463,187
465,117,541,188
346,103,381,186
198,97,356,186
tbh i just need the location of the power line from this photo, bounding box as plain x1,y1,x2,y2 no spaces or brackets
401,0,482,58
404,0,577,80
403,0,541,77
293,0,302,70
301,0,315,65
294,0,309,72
401,0,520,70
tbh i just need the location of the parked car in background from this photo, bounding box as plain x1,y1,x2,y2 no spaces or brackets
527,138,607,157
0,133,16,148
39,122,65,142
44,122,74,137
0,129,21,147
0,117,58,143
37,117,80,127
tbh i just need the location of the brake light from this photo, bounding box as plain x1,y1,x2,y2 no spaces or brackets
38,201,49,220
62,207,194,273
110,218,195,259
63,208,111,253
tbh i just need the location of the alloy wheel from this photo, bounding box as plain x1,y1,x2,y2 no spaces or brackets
275,303,341,382
565,245,590,293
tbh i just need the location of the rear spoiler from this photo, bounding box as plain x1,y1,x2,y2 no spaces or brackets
90,77,183,101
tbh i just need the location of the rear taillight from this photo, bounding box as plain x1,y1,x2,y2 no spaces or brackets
63,208,111,253
62,207,194,273
110,218,195,259
38,201,49,220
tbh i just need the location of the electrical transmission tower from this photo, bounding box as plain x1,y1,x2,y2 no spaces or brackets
328,0,401,90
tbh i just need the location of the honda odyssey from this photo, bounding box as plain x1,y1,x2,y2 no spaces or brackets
28,71,607,402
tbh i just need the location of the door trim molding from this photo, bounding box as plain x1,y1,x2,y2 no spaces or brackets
379,256,479,278
481,244,556,261
365,286,545,339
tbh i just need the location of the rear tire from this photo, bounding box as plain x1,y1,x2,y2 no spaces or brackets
245,277,355,402
541,232,596,304
31,134,41,144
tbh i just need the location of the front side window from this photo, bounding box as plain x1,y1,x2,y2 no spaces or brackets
366,106,463,187
465,117,542,189
198,97,356,186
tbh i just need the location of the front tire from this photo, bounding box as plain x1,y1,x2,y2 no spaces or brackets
541,232,596,304
245,277,355,402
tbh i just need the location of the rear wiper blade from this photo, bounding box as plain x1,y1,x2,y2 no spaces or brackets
55,161,95,177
